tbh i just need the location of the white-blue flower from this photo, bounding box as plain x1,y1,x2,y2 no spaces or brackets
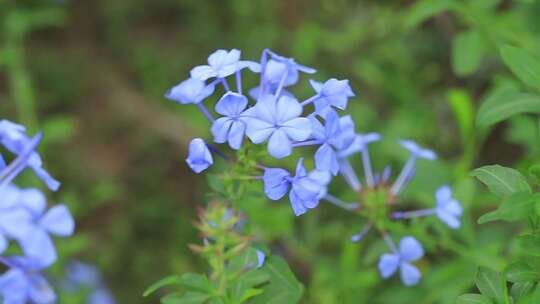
211,92,249,150
165,78,215,104
378,236,424,286
244,95,311,159
309,78,355,115
190,49,260,81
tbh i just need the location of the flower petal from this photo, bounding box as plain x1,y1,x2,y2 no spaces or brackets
267,129,292,159
378,253,399,278
399,236,424,262
39,205,75,237
400,262,421,286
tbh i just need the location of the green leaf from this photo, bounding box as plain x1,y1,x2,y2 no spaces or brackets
228,247,260,274
144,273,212,297
476,92,540,128
475,267,508,303
404,0,457,28
239,288,264,303
510,282,535,302
456,294,494,304
448,89,475,144
452,30,486,77
506,262,540,282
500,45,540,92
251,256,304,304
478,192,537,223
471,165,530,197
518,234,540,256
230,269,270,301
529,164,540,185
161,292,211,304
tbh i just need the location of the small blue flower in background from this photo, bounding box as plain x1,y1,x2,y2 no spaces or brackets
435,186,463,229
61,260,117,304
190,49,260,81
309,78,355,116
186,138,214,173
390,140,437,195
262,167,291,201
0,256,56,304
0,120,60,191
378,236,424,286
244,95,311,159
211,92,249,150
165,78,216,105
256,250,266,268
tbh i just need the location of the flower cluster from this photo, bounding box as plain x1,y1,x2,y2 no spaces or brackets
168,49,462,286
0,120,75,303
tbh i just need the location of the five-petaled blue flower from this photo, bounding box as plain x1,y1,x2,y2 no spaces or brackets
186,138,214,173
245,95,311,159
191,49,260,81
378,236,424,286
165,78,215,104
435,186,463,229
211,92,249,150
309,78,355,116
263,159,330,216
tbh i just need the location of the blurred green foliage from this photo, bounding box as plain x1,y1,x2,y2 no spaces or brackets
1,0,540,303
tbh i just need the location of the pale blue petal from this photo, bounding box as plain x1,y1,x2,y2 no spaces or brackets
263,168,291,200
399,236,424,262
38,205,75,237
28,273,56,304
400,262,421,286
315,144,339,176
190,65,216,81
276,96,302,122
211,118,233,144
289,191,307,216
267,129,292,159
215,92,248,116
282,118,311,142
378,254,399,278
244,119,274,144
19,228,57,267
186,138,213,174
227,121,246,150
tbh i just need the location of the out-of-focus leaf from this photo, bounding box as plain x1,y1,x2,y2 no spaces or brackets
518,234,540,256
476,92,540,128
510,282,535,302
500,45,540,92
161,291,211,304
506,262,540,282
404,0,457,28
456,294,493,304
144,273,212,297
452,30,486,77
448,89,474,145
477,192,537,224
475,267,508,304
471,165,531,197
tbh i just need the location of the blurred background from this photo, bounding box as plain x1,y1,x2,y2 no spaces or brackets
1,0,539,303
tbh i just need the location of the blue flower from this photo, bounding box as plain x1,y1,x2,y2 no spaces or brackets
309,78,355,115
244,95,311,159
190,49,260,81
378,236,424,286
0,120,60,191
262,159,331,216
0,257,56,304
256,250,266,268
186,138,213,173
310,112,356,175
165,78,215,104
88,288,116,304
435,186,463,229
211,92,249,149
399,140,437,160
